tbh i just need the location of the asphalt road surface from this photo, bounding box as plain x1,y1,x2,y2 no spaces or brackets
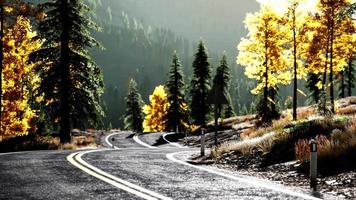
0,131,330,200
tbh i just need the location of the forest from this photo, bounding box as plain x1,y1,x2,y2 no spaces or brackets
0,0,355,144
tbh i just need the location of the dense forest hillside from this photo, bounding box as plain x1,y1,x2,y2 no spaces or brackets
29,0,354,129
86,0,261,128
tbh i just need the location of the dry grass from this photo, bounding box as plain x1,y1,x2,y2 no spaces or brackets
337,105,356,115
0,133,98,152
213,131,285,158
295,116,356,163
58,135,97,150
240,116,291,140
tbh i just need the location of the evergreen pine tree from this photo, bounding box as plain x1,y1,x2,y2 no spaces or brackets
213,54,235,118
345,61,355,96
166,52,188,132
306,73,322,104
224,95,235,118
337,71,346,98
31,0,104,143
124,79,144,132
190,41,211,127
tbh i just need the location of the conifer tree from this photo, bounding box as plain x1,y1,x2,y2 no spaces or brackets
306,73,322,105
190,41,211,127
337,71,346,98
31,0,104,143
124,79,144,132
213,54,235,118
166,52,188,132
346,61,355,96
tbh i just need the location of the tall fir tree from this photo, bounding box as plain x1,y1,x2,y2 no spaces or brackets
190,41,211,127
124,79,144,132
345,60,355,96
213,54,235,118
31,0,104,143
306,73,322,105
166,52,188,132
337,71,346,98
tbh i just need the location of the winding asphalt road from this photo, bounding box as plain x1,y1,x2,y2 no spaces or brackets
0,131,328,200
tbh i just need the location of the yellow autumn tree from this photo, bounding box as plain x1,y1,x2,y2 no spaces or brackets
142,85,170,132
305,0,354,113
281,0,311,120
237,5,290,121
0,16,42,141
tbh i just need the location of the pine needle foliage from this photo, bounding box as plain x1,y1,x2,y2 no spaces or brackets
124,79,144,133
31,0,104,143
306,73,322,105
213,54,235,118
345,61,355,96
166,52,189,132
190,41,211,127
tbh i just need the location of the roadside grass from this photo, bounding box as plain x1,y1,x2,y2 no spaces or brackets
295,116,356,175
0,133,98,152
213,115,354,169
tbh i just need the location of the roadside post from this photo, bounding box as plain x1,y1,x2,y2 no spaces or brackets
201,128,205,157
310,139,317,191
111,137,115,149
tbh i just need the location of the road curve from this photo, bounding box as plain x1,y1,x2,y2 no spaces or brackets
0,131,329,200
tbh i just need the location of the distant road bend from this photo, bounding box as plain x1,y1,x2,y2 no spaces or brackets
0,131,324,200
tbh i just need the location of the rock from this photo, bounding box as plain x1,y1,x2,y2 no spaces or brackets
325,180,339,186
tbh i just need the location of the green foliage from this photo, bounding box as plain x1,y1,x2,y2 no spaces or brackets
124,79,144,132
345,61,355,96
306,73,322,105
31,0,104,143
213,54,235,118
256,92,279,123
166,52,189,132
101,85,122,129
190,41,212,126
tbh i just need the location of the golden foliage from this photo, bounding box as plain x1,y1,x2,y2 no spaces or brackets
237,5,290,95
1,16,42,141
142,85,170,132
238,0,356,97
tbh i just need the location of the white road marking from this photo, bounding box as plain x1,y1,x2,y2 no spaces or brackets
166,151,321,200
67,149,171,200
105,132,120,149
0,151,28,156
162,132,186,148
133,135,158,149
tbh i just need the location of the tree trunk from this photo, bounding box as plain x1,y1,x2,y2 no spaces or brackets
322,27,330,115
340,71,345,98
271,87,276,115
292,9,297,121
264,26,269,120
347,61,352,97
329,5,335,113
59,0,71,144
0,3,4,133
